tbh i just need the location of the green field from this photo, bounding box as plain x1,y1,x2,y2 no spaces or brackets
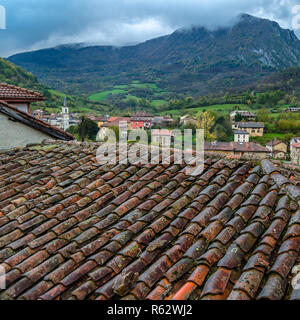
131,82,159,90
123,94,143,102
88,89,127,102
251,133,287,145
49,89,72,98
151,99,168,107
88,80,166,104
160,104,250,116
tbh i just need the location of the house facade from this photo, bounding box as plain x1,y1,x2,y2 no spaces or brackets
152,129,174,146
234,130,249,143
266,140,287,159
152,116,174,126
285,107,300,113
89,115,109,128
291,142,300,165
180,115,198,127
236,122,264,137
230,110,256,122
130,112,153,129
97,118,130,141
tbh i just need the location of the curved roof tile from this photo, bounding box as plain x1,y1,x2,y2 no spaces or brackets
0,142,299,300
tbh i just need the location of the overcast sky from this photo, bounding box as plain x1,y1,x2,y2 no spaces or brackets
0,0,300,57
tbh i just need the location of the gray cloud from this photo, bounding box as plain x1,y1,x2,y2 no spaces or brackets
0,0,300,57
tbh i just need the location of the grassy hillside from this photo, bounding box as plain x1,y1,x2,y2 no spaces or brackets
88,80,168,108
0,58,49,94
0,57,110,115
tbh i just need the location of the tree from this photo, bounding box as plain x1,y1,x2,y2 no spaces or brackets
257,108,271,122
66,125,78,136
78,116,99,142
214,124,228,142
197,111,216,141
235,113,243,122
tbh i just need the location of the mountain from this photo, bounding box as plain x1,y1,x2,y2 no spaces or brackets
0,57,46,92
8,14,300,96
0,57,112,115
256,67,300,96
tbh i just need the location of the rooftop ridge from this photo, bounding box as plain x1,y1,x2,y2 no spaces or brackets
0,83,44,101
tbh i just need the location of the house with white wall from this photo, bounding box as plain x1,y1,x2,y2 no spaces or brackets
234,130,249,143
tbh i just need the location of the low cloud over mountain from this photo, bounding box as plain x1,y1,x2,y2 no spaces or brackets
1,0,300,56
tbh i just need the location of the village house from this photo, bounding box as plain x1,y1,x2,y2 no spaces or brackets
152,116,174,126
266,140,287,160
230,110,256,122
45,108,80,131
234,130,249,143
0,82,45,114
130,112,153,129
205,141,270,159
152,129,174,145
234,122,264,137
291,142,300,165
291,138,300,165
89,115,110,127
33,97,80,131
180,115,198,127
97,117,131,141
285,106,300,113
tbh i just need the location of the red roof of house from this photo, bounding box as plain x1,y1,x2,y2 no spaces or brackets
0,83,45,102
108,117,130,123
266,140,286,147
205,142,270,153
152,129,173,136
131,112,153,121
292,143,300,148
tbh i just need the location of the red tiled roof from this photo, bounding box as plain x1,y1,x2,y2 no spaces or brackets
108,117,130,123
152,129,173,136
0,83,45,102
0,100,74,141
130,112,153,121
205,142,270,153
292,143,300,148
0,142,299,300
266,140,286,147
132,112,152,117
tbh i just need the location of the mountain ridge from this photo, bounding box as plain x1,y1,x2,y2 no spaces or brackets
7,14,300,96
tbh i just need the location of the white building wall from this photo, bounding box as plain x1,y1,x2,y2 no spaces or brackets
234,133,249,143
0,113,52,151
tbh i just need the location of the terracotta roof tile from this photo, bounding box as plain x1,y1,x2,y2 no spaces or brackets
0,141,299,300
0,83,44,101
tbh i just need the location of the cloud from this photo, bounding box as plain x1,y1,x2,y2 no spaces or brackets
30,17,174,50
0,0,300,57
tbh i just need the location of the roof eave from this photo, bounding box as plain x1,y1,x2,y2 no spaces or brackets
0,100,74,141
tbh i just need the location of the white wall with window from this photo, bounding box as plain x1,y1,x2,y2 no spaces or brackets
234,131,249,143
